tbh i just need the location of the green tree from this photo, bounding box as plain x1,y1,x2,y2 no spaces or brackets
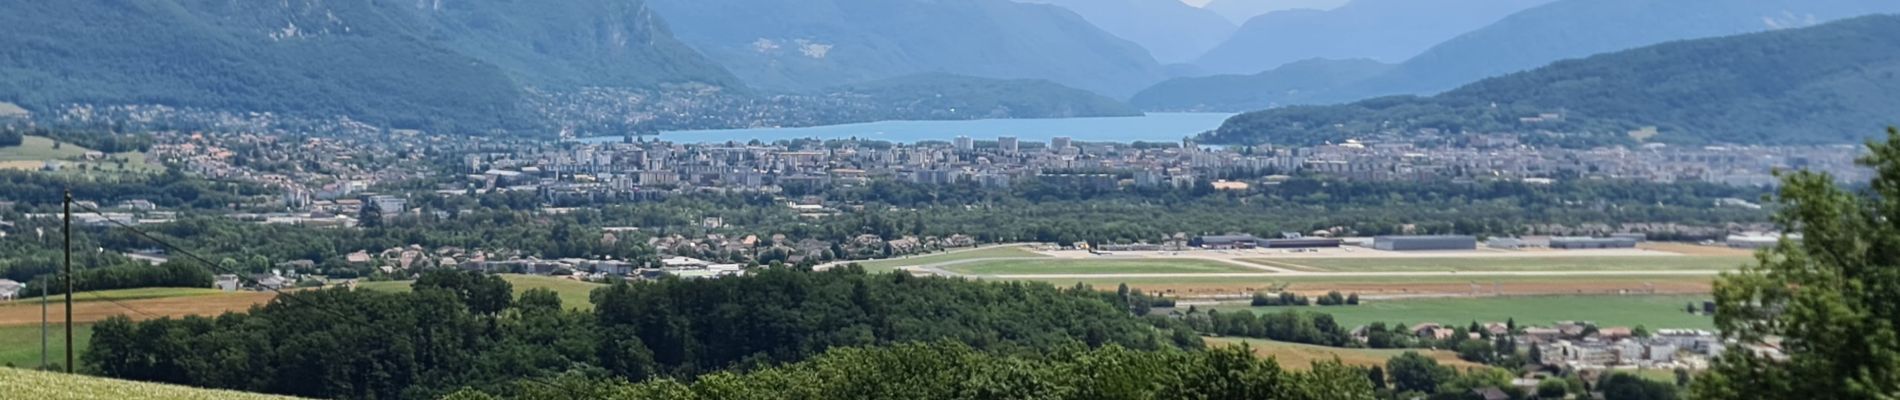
1601,373,1678,400
1537,379,1569,399
1694,128,1900,399
1387,352,1453,394
359,199,383,228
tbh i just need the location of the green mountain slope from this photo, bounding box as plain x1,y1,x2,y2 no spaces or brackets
830,73,1140,119
0,0,736,133
1203,15,1900,146
1318,0,1900,104
646,0,1169,98
1130,58,1392,111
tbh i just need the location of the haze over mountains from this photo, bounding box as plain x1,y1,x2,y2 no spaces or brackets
645,0,1169,98
1200,0,1351,24
1019,0,1235,64
1193,0,1556,75
1204,15,1900,146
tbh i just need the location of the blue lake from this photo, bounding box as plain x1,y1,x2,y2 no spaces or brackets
584,113,1236,144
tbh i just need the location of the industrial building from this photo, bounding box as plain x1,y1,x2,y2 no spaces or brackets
1194,235,1259,249
1487,238,1529,249
1373,235,1477,251
1727,232,1799,249
1194,235,1342,249
1549,237,1639,249
1263,238,1343,249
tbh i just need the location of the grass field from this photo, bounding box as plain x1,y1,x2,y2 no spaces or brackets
0,367,307,399
0,136,158,175
1216,295,1714,330
356,274,606,310
0,136,90,162
1249,256,1749,272
854,246,1048,272
0,102,26,117
946,258,1262,275
1206,337,1485,371
0,324,92,369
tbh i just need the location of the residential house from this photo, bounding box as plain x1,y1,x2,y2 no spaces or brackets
0,279,22,300
215,274,242,292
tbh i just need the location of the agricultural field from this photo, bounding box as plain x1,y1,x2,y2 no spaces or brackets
0,367,306,399
1206,337,1485,371
852,245,1048,273
355,274,605,310
0,291,276,326
1245,255,1749,272
0,324,92,369
1216,294,1715,330
17,288,227,303
945,258,1262,275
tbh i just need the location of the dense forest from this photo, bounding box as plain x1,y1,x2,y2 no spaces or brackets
84,269,1196,399
1204,15,1900,146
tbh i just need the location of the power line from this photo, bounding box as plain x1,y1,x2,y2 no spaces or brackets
68,201,587,397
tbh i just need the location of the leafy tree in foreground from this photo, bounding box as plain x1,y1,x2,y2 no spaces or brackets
1695,128,1900,399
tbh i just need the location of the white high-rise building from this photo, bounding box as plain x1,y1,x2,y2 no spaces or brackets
1051,136,1073,151
954,136,974,151
999,136,1019,153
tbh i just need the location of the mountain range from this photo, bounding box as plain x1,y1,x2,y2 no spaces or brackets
645,0,1169,98
1143,0,1900,111
0,0,1142,134
1129,59,1392,111
1315,0,1900,103
1018,0,1235,64
1202,14,1900,146
0,0,732,132
1192,0,1554,75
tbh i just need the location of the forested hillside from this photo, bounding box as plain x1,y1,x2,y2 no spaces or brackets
1204,15,1900,146
1131,58,1392,111
0,0,742,134
645,0,1169,98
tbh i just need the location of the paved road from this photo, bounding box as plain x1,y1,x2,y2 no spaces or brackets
894,257,1725,279
984,270,1725,279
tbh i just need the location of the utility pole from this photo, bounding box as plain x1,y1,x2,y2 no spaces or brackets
37,227,45,369
41,279,47,369
63,189,74,373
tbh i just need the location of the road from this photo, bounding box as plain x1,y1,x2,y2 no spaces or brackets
895,257,1725,280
